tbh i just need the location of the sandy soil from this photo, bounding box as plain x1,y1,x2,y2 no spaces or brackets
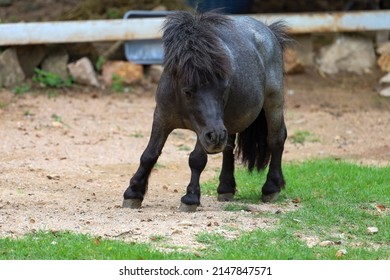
1,70,389,252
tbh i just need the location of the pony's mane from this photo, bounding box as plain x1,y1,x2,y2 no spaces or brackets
162,11,232,87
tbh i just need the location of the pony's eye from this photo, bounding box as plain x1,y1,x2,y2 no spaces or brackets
182,88,193,99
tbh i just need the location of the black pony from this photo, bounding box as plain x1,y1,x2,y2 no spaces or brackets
123,11,289,211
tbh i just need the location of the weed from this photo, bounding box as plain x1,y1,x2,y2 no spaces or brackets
33,68,72,88
290,130,319,144
130,132,144,138
105,8,121,19
24,110,34,117
111,74,125,93
12,84,30,95
95,56,106,72
51,113,63,123
0,102,8,109
178,145,191,152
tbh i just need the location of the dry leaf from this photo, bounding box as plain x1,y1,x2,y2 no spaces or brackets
292,197,302,203
93,237,101,246
336,249,347,257
375,204,386,212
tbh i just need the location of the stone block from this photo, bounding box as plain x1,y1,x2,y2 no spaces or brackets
68,57,100,87
101,61,143,85
0,48,25,87
41,46,69,80
316,35,376,75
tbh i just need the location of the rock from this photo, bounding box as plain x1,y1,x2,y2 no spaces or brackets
16,45,46,77
68,57,100,87
379,72,390,84
41,46,69,80
377,42,390,55
379,87,390,97
284,48,304,74
377,53,390,72
367,227,379,234
316,35,376,75
101,60,143,85
0,48,25,87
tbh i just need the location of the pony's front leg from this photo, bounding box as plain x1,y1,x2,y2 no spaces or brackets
217,134,236,201
123,120,171,209
179,140,207,212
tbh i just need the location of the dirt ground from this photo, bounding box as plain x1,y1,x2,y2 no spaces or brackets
1,69,390,252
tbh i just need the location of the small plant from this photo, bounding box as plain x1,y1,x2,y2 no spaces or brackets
33,68,72,88
24,110,34,117
95,56,106,72
51,113,63,123
290,130,319,144
130,132,144,138
12,84,30,95
111,74,125,93
178,145,191,152
105,8,121,19
0,102,8,109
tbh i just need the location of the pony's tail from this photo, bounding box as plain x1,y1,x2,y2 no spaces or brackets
236,109,270,172
268,21,292,51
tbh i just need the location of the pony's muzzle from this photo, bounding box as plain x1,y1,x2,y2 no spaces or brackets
202,128,227,154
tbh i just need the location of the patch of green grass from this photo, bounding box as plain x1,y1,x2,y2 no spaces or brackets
0,231,193,260
1,159,388,260
200,159,390,259
223,203,251,212
290,130,319,144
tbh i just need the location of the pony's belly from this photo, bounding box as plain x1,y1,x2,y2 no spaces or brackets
224,108,261,134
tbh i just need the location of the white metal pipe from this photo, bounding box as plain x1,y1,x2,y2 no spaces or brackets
0,11,389,46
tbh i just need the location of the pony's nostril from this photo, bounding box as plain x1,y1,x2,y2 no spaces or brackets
206,131,215,143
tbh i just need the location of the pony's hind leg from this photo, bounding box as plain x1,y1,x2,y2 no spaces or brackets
262,103,287,203
217,134,236,201
180,140,207,212
123,119,171,208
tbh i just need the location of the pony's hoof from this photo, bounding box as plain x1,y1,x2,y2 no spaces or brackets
179,203,198,212
217,193,235,202
261,192,280,203
122,199,142,209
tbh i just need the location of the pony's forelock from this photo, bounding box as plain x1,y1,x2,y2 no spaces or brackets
162,11,232,87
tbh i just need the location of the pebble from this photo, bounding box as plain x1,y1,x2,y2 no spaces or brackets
367,227,378,234
178,220,193,227
319,240,334,247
